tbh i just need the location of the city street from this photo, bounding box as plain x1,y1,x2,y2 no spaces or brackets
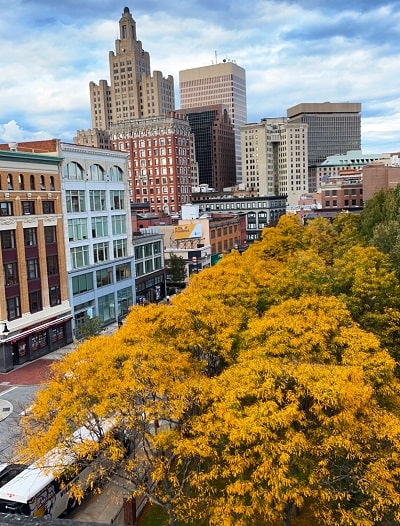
0,324,126,523
0,357,56,463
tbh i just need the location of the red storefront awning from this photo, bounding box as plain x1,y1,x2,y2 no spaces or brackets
5,314,73,344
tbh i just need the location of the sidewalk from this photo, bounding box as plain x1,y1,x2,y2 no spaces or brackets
0,322,120,386
44,321,120,361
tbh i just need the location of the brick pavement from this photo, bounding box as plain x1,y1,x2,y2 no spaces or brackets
0,322,119,388
0,358,56,386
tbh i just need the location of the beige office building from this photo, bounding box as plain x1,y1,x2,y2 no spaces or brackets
241,118,309,207
287,102,361,168
179,61,247,184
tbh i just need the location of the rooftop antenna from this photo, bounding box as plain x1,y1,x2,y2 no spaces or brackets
215,50,218,64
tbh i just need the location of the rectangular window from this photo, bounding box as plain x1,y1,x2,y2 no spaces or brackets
96,267,113,288
110,190,125,210
4,262,18,286
42,201,55,214
135,246,144,260
29,290,42,313
72,273,94,295
7,296,21,320
66,190,86,212
27,259,40,280
49,285,61,306
111,215,126,235
91,216,108,238
136,261,144,277
0,202,13,216
71,246,89,269
68,218,88,241
93,242,109,263
1,230,16,249
113,239,127,258
89,190,106,211
116,263,131,281
154,256,162,270
47,255,59,276
145,259,154,273
24,228,37,246
98,292,115,323
44,226,57,244
22,201,35,215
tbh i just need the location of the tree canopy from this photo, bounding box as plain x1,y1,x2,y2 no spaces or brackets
20,213,400,526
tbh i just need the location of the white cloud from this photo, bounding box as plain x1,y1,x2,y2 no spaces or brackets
0,120,52,143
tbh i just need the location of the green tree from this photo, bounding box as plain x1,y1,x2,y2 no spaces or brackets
360,185,400,241
75,313,103,341
166,254,187,285
359,185,400,275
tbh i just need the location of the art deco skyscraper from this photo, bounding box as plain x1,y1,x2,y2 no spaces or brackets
88,7,175,131
179,61,247,184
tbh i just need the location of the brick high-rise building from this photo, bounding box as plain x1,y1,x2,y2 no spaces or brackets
109,113,193,214
75,6,175,147
179,61,247,184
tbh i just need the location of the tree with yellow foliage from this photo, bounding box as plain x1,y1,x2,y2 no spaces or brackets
21,329,205,526
19,213,400,526
174,296,400,526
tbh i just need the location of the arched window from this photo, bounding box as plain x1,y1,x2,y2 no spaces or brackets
89,164,105,181
63,162,84,180
50,176,55,191
7,174,13,190
40,175,45,190
109,165,123,182
30,175,35,190
18,174,24,190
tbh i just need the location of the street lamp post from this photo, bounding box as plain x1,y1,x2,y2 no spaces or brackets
0,322,11,373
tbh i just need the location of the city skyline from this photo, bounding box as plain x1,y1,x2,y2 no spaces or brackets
0,1,399,153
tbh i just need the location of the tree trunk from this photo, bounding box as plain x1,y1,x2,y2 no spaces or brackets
283,501,292,526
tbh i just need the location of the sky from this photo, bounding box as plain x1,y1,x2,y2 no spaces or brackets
0,0,399,153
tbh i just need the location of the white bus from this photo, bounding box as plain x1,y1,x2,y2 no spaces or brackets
0,419,126,518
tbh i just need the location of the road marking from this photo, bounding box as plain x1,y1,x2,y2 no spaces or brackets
0,386,18,396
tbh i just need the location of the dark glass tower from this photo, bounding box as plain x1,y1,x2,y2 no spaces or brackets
180,105,236,191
